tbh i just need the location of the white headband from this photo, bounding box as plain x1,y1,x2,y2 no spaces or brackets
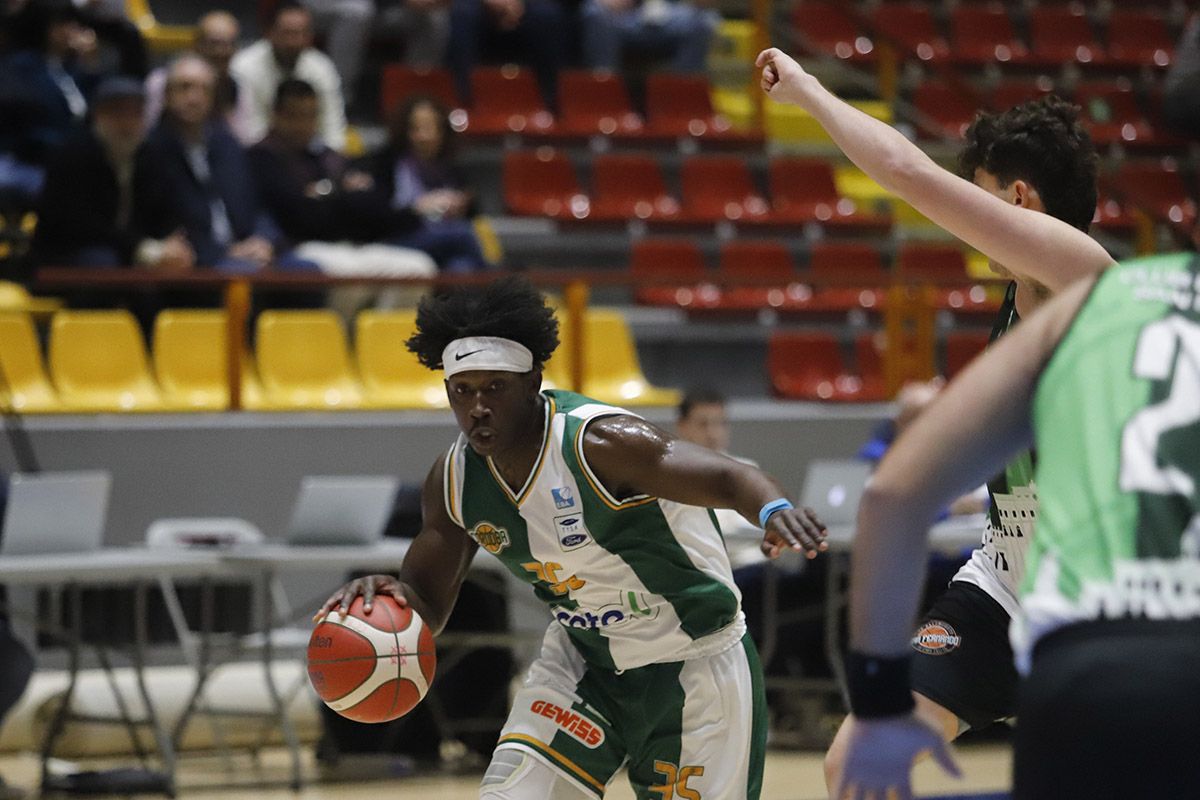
443,336,535,379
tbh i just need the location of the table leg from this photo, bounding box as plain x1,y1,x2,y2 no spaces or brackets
259,568,303,791
133,582,177,796
824,552,850,708
40,585,80,791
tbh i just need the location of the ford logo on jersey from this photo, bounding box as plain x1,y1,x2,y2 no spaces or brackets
555,514,591,551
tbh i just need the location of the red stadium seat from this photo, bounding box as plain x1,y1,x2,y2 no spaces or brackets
714,241,798,311
806,242,886,312
990,79,1055,113
643,74,751,143
379,65,460,118
630,238,710,307
950,4,1028,66
557,70,643,138
1092,191,1138,236
590,154,680,222
912,82,979,140
466,66,554,137
502,149,589,219
853,332,888,401
1075,83,1154,146
791,1,875,62
1112,160,1198,232
679,156,771,223
1028,5,1105,67
896,243,967,282
768,332,863,401
768,158,891,231
1106,9,1173,68
944,331,990,378
871,3,949,63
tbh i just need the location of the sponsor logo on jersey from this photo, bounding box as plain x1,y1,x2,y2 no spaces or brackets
555,513,591,551
551,486,575,509
552,591,658,630
912,620,962,655
529,699,604,748
468,521,511,555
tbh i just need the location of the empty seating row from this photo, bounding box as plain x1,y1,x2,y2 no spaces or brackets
0,309,678,414
768,329,991,402
628,239,1002,314
797,2,1177,69
381,66,757,145
503,151,890,228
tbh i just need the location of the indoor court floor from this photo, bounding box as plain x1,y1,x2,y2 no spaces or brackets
0,743,1011,799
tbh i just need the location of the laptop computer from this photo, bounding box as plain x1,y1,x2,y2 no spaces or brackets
799,459,873,527
1,471,112,556
285,476,400,546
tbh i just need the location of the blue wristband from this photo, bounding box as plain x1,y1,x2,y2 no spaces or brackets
758,498,793,529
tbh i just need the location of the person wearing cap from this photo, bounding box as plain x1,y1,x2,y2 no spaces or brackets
33,75,192,271
317,277,828,800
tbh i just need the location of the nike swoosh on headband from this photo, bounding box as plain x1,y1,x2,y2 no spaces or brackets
455,349,485,361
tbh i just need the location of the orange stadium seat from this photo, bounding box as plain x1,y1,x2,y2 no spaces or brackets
557,70,643,138
871,3,949,63
254,311,363,410
944,330,990,378
791,1,875,62
466,66,555,137
502,149,590,220
679,156,770,223
1028,5,1105,67
912,82,978,140
379,65,460,118
630,238,709,307
768,158,891,231
1106,9,1173,68
806,242,887,313
590,154,680,222
49,310,168,411
950,4,1028,66
0,313,60,412
768,332,863,401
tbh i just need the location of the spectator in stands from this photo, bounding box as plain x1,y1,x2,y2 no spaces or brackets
248,78,435,282
145,11,254,143
0,0,100,196
73,0,148,78
142,54,312,272
33,76,195,271
297,0,372,107
0,471,34,800
378,0,451,70
580,0,717,73
446,0,567,109
676,387,760,542
1164,13,1200,141
363,94,492,272
230,1,347,151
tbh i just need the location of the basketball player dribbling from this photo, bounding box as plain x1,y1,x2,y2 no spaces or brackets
318,277,828,800
753,47,1116,793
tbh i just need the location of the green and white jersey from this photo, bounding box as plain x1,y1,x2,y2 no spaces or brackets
955,282,1037,618
443,390,745,672
1011,253,1200,672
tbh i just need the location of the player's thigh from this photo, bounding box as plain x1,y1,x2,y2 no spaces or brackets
480,748,595,800
628,634,767,800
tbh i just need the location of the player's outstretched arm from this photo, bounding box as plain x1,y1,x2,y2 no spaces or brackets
582,416,828,558
836,278,1093,799
314,455,478,635
756,47,1114,293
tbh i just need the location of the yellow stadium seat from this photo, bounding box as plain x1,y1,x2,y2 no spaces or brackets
355,310,448,409
578,310,680,407
834,166,934,227
0,281,62,317
153,310,231,410
125,0,195,53
254,311,364,410
767,99,892,144
0,313,61,413
712,87,756,131
49,311,168,411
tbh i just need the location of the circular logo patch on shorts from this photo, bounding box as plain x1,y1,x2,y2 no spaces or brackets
912,620,962,655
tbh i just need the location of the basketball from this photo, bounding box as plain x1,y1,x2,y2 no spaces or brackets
307,595,436,723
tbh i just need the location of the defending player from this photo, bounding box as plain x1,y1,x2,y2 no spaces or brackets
838,252,1200,799
755,47,1116,783
317,277,827,800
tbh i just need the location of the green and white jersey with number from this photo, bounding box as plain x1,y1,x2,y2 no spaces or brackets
954,282,1036,618
443,389,745,672
1011,253,1200,672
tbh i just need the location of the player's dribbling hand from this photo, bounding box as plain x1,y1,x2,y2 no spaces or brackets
833,713,961,800
756,47,817,107
314,575,409,621
762,506,828,559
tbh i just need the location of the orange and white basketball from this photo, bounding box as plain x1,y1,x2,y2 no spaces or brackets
307,595,436,723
